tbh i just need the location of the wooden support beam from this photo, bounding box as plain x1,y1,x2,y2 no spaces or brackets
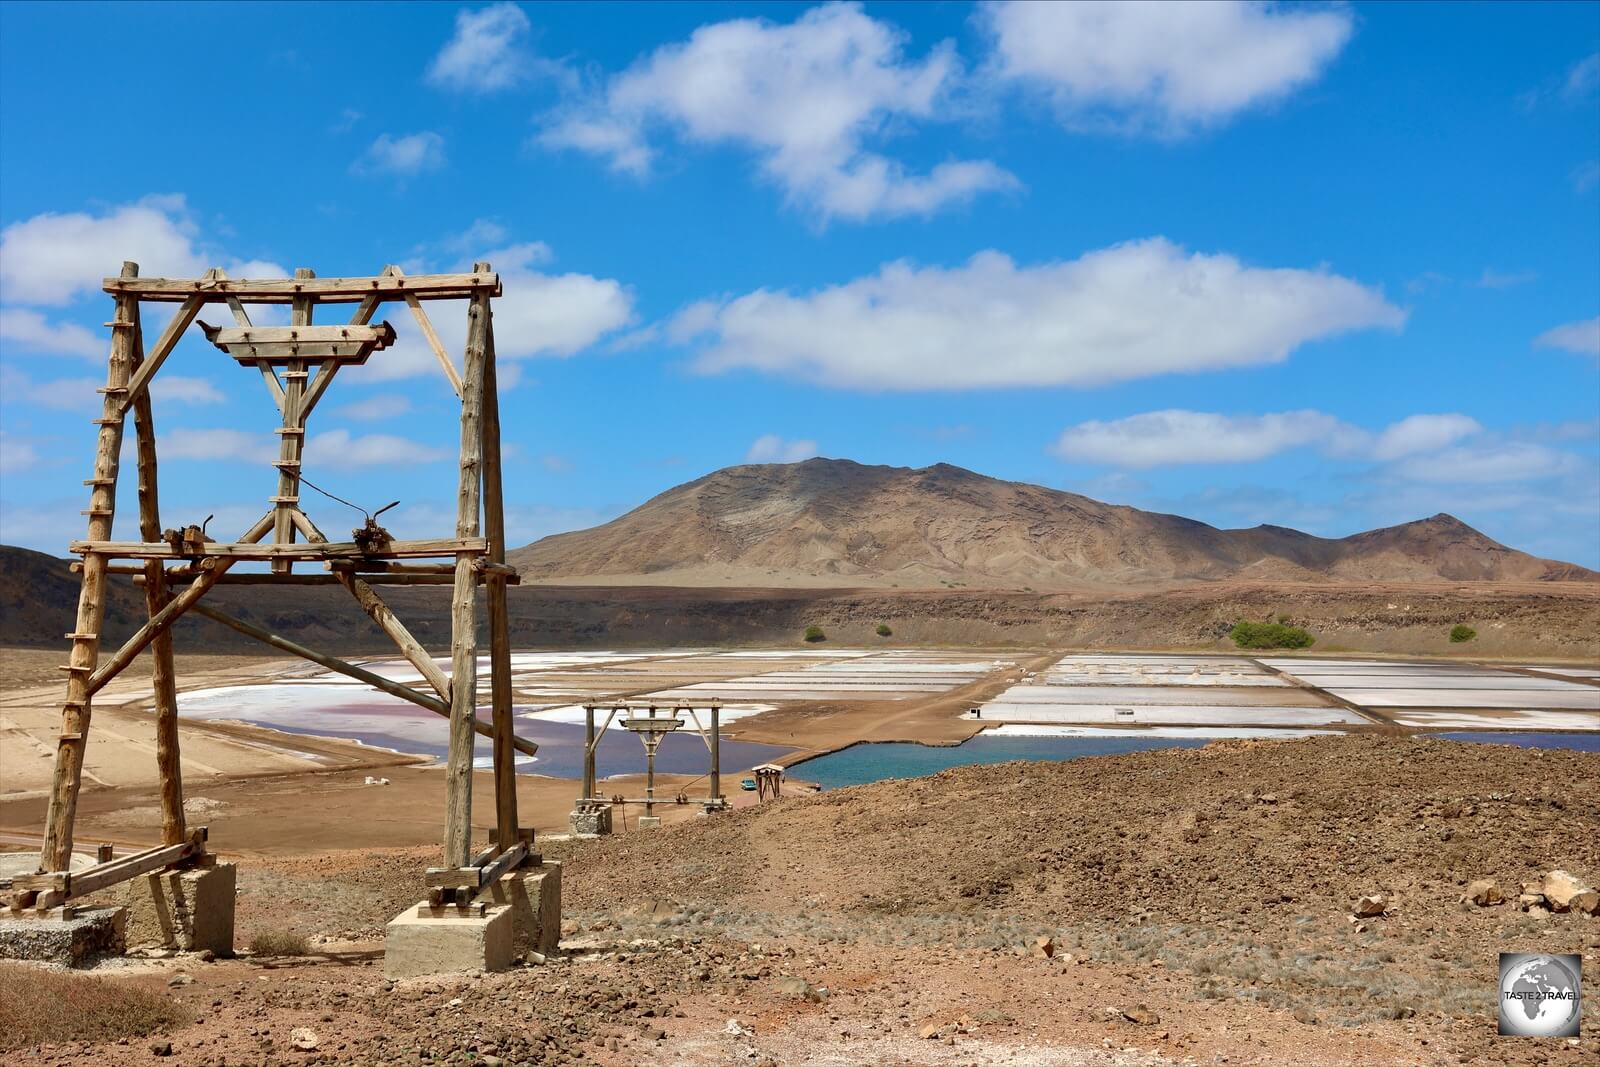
86,560,233,695
272,268,314,573
190,603,539,756
68,537,485,560
117,284,209,414
425,843,526,890
40,262,139,874
105,271,501,303
334,573,453,701
15,830,205,900
444,263,490,869
480,310,519,846
142,571,500,587
129,314,186,846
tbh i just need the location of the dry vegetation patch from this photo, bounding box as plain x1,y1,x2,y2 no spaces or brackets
0,963,192,1051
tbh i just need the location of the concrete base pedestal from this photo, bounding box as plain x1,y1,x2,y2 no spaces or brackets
124,862,236,954
568,805,612,836
636,815,662,830
479,860,561,959
0,906,126,966
385,905,513,978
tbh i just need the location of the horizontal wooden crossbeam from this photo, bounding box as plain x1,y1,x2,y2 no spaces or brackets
425,842,528,889
69,537,485,560
10,829,205,900
104,272,501,303
200,321,398,365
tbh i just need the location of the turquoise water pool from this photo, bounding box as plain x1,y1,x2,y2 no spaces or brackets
792,733,1212,789
790,730,1600,790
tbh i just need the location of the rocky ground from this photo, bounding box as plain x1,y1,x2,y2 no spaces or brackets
4,735,1597,1066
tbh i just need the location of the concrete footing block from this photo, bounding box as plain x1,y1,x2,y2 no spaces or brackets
636,816,662,829
0,906,126,966
384,904,513,978
568,805,612,836
480,861,561,959
124,862,236,954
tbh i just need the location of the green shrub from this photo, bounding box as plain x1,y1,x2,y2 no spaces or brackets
1449,624,1477,643
1230,620,1315,650
875,623,892,637
803,624,826,643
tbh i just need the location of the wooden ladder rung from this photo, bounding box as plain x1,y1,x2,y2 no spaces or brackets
82,477,115,486
63,632,98,640
274,427,305,435
90,418,123,426
58,734,83,743
271,460,302,468
281,371,310,380
103,320,134,328
268,495,300,503
80,509,114,517
56,665,93,673
95,386,128,394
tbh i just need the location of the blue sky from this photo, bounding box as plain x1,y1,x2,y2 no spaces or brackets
1,1,1597,567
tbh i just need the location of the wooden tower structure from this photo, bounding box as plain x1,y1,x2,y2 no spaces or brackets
9,261,534,914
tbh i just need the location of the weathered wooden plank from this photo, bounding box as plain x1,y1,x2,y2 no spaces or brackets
105,271,501,302
40,263,138,874
404,294,464,396
129,315,186,846
116,286,208,414
480,313,520,844
68,537,486,559
335,573,453,701
86,560,234,695
444,265,490,868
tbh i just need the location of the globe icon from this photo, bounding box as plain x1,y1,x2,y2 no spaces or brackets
1499,954,1581,1037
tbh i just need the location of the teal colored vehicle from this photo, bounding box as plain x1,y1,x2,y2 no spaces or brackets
740,777,757,791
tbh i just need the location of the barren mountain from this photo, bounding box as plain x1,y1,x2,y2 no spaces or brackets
510,458,1594,588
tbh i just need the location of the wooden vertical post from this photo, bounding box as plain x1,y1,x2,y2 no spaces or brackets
583,705,596,801
129,313,185,845
444,263,490,867
709,704,721,805
272,268,313,574
38,262,140,874
479,304,520,847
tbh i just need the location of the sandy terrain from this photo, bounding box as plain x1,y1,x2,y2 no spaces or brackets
4,647,1599,1066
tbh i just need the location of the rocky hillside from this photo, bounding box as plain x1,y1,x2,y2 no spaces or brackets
510,459,1593,588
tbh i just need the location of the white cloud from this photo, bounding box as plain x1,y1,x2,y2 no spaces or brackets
333,393,412,421
679,239,1404,390
1534,317,1600,358
353,132,446,177
160,428,276,463
366,239,634,380
1565,52,1600,99
304,429,452,468
0,307,104,359
980,0,1353,134
427,3,536,92
1369,413,1482,461
0,367,100,411
1053,409,1349,468
1055,409,1485,469
0,430,41,473
745,434,819,463
0,194,205,306
1389,442,1587,485
539,3,1018,222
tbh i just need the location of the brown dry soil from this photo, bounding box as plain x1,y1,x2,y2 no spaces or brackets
6,735,1598,1066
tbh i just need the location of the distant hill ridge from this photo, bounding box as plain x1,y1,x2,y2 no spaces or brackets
508,458,1595,588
